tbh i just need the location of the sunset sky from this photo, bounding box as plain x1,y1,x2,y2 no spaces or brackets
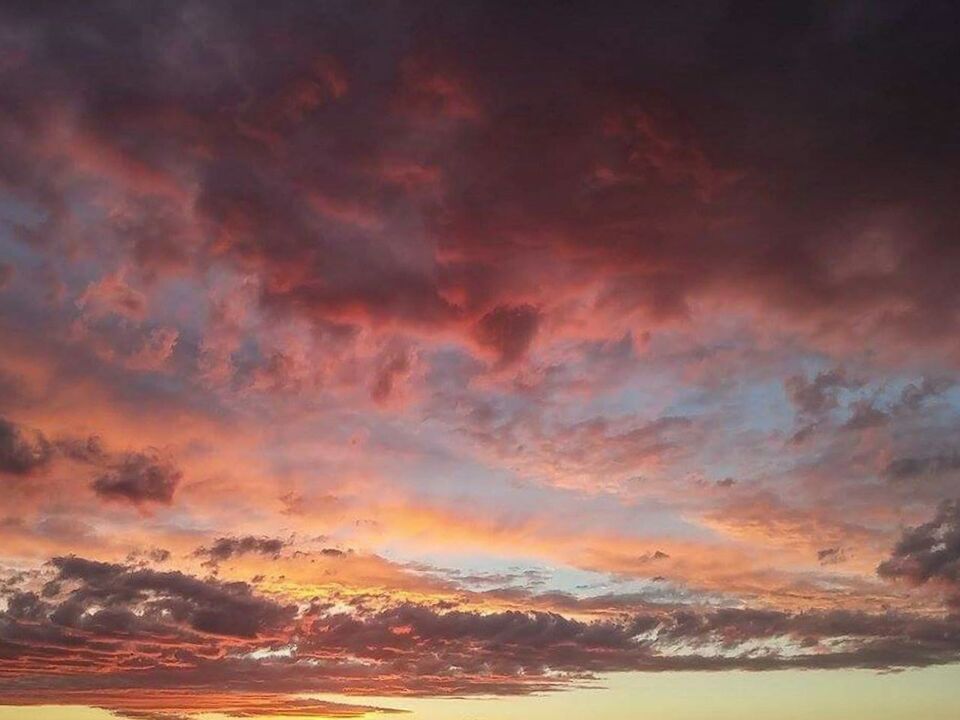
2,2,960,718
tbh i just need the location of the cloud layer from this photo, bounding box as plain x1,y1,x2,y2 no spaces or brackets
2,1,960,718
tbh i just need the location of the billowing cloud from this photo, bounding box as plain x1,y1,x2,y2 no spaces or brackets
472,304,542,367
47,555,296,638
0,417,52,476
3,554,960,714
91,452,182,506
2,1,960,717
878,500,960,604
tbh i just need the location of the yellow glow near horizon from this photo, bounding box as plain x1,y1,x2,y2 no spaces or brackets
4,667,960,720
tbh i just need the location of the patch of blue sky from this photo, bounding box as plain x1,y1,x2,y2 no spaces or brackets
378,449,714,542
376,546,601,595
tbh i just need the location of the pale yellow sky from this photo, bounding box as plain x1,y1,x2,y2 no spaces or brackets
5,667,960,720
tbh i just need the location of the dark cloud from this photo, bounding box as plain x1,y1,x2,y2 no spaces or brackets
193,536,290,566
4,590,47,621
127,547,173,564
2,0,960,366
295,602,960,676
472,304,541,367
3,556,960,709
878,500,960,602
817,547,847,565
788,422,819,445
896,377,954,412
0,417,52,476
48,555,296,638
842,400,889,431
55,434,108,464
91,452,182,506
885,454,960,482
637,550,670,563
371,347,412,404
785,369,859,417
149,548,172,563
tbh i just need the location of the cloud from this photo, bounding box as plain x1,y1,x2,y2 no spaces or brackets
0,417,191,514
896,377,955,412
193,536,290,566
2,2,960,717
885,454,960,482
47,555,297,638
817,547,848,565
55,434,109,464
3,554,960,708
371,347,413,405
877,500,960,603
0,417,52,476
448,402,695,491
472,304,542,367
77,270,148,321
91,452,182,506
3,0,960,375
842,400,889,431
785,368,859,417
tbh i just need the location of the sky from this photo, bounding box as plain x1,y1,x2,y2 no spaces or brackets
1,1,960,718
